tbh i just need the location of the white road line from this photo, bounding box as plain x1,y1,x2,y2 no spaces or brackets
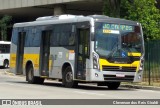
138,89,160,93
74,91,106,96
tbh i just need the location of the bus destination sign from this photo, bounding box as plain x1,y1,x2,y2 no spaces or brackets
103,24,133,31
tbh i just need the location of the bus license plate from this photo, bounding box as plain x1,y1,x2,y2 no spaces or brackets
116,74,125,77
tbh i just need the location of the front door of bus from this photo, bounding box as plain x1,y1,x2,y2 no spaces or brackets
76,28,90,80
40,31,50,76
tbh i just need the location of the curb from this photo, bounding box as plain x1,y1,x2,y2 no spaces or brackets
121,84,160,91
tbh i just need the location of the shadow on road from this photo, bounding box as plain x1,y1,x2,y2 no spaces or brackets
6,80,136,91
43,82,135,91
0,66,8,69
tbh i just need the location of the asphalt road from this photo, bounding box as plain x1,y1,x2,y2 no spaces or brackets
0,68,160,108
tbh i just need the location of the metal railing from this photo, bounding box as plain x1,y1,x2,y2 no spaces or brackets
143,40,160,85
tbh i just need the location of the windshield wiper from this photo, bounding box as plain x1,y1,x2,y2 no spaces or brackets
121,43,135,63
106,42,119,59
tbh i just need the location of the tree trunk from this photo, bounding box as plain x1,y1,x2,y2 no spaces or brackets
104,0,121,17
110,0,121,17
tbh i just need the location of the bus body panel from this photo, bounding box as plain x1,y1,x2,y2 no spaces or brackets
49,47,75,79
86,68,141,82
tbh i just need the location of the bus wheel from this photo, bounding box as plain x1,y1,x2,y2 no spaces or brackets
27,65,44,84
62,66,77,88
3,60,9,68
106,82,120,90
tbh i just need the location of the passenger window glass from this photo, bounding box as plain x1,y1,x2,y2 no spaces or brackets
50,24,74,46
12,28,18,45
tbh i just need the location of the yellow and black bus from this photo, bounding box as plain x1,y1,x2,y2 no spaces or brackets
10,15,144,89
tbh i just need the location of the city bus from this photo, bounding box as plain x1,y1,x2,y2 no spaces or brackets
10,15,144,89
0,41,11,68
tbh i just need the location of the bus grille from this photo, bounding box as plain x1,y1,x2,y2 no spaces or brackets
103,75,134,81
102,66,137,72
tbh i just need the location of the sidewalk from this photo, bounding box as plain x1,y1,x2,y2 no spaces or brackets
121,84,160,91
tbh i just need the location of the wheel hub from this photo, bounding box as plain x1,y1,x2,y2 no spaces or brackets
28,69,33,80
66,72,73,82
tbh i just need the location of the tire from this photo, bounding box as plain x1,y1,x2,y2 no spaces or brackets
3,60,9,68
106,82,120,90
62,66,78,88
26,65,44,84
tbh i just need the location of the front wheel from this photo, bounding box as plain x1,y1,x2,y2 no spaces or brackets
62,66,78,88
106,82,121,90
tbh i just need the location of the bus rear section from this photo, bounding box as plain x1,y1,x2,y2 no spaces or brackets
0,41,11,68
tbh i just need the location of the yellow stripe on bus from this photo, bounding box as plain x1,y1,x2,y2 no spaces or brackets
10,53,40,69
128,52,141,56
99,58,140,72
10,53,52,71
10,53,16,68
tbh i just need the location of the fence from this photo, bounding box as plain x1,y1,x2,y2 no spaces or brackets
143,40,160,85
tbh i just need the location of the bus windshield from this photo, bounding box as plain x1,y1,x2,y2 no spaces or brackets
95,22,143,58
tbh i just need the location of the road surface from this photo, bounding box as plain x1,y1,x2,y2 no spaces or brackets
0,68,160,108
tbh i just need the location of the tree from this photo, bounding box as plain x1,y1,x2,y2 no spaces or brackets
123,0,160,40
156,0,160,9
103,0,121,17
0,15,12,41
103,0,160,40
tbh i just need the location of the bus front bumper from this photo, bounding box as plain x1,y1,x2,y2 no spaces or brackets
86,69,143,82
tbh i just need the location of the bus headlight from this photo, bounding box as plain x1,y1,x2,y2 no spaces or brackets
139,58,144,72
93,52,99,69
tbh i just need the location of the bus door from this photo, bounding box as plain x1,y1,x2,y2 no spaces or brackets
40,30,51,76
76,28,90,80
16,31,26,75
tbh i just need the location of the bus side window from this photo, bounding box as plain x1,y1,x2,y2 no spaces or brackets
50,25,60,46
6,45,10,53
69,33,75,45
12,28,18,45
25,27,32,47
59,24,72,46
32,27,40,47
69,25,75,45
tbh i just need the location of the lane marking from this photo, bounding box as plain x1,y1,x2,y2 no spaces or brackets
74,91,106,96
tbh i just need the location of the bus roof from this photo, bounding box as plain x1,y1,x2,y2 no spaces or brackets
0,41,11,44
13,15,139,28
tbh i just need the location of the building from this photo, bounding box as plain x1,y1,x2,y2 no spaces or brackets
0,0,103,40
0,0,103,21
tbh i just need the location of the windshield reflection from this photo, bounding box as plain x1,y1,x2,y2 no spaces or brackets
95,33,118,57
121,29,142,53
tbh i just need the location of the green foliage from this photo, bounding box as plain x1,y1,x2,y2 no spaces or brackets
103,0,160,40
103,0,121,17
123,0,160,40
0,15,12,41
